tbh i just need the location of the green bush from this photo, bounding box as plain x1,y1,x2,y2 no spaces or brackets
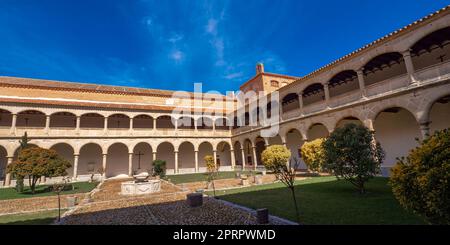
300,138,326,172
390,129,450,225
323,123,384,194
152,160,166,178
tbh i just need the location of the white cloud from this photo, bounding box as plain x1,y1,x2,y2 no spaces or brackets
206,18,218,34
224,72,244,80
168,33,183,44
170,50,184,63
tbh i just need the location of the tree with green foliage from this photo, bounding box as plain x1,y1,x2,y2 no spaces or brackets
323,123,384,194
300,138,326,172
205,155,218,197
261,145,301,223
15,132,31,193
7,147,71,194
390,129,450,225
152,160,166,178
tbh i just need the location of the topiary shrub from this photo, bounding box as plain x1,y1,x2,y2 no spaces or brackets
152,160,166,178
390,128,450,225
300,138,326,172
323,123,384,194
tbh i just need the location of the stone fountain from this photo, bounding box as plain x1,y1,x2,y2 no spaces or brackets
121,172,161,195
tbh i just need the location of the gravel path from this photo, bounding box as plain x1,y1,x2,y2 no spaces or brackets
59,178,281,225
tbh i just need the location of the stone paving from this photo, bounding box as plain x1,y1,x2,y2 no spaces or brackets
59,176,289,225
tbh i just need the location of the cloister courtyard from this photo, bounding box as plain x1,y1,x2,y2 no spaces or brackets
0,5,449,227
0,171,425,225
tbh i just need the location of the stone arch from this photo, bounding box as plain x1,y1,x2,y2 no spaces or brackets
254,137,266,169
410,26,450,70
177,116,195,130
16,110,46,127
361,52,407,86
242,138,254,167
0,145,8,182
106,142,129,178
80,113,104,128
198,141,214,171
427,94,450,133
327,70,359,97
285,128,306,169
281,93,299,113
133,114,154,129
50,112,77,128
156,142,175,173
78,143,103,179
0,109,13,127
214,117,231,130
374,106,421,176
233,141,243,168
108,114,130,129
178,141,195,172
50,143,75,177
302,83,325,106
156,115,176,129
132,142,153,174
197,117,214,130
216,141,232,170
307,123,329,140
335,116,364,129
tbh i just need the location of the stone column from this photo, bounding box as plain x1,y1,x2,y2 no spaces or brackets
241,148,246,169
357,69,367,98
129,117,134,131
153,118,157,131
194,150,199,172
174,118,178,132
212,120,216,133
174,151,179,174
252,146,258,170
128,152,133,176
194,119,198,132
323,83,330,107
10,114,17,135
402,49,416,85
419,121,431,140
230,149,236,169
75,116,81,134
102,153,107,178
4,157,13,186
298,92,304,115
73,154,79,179
45,115,50,134
103,117,108,134
213,150,218,168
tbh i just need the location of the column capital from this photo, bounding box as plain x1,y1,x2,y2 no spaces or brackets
402,49,412,57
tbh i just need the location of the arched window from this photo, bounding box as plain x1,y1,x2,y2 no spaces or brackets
363,52,406,86
411,27,450,70
270,80,279,87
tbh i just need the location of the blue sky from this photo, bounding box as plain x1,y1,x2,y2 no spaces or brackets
0,0,448,93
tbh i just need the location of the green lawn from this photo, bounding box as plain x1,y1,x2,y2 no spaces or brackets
0,209,66,225
211,177,425,225
0,182,98,201
166,171,260,184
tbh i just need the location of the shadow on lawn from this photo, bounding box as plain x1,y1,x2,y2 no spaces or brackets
215,177,425,225
1,217,56,225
